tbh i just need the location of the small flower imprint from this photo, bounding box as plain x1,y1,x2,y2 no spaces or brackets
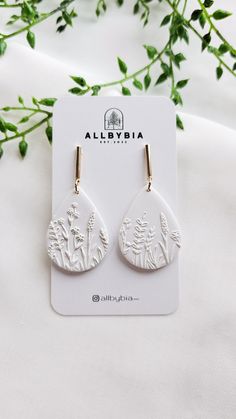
48,203,108,272
119,211,181,270
169,231,181,248
67,203,80,226
71,227,81,235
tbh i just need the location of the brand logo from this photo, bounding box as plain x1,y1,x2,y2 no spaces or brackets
92,294,139,303
84,107,143,144
92,295,100,302
104,108,124,130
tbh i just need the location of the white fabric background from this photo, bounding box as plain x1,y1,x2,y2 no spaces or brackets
0,1,236,418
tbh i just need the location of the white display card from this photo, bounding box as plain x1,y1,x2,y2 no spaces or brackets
51,96,179,315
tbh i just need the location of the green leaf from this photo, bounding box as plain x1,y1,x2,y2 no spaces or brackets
91,85,101,96
173,53,186,68
69,87,84,95
62,11,72,25
26,31,35,49
5,122,17,132
19,139,28,158
216,66,223,79
177,25,187,40
233,62,236,71
218,43,229,54
207,45,217,54
0,144,3,159
21,1,34,19
2,107,10,112
122,86,131,96
70,9,77,18
144,73,151,90
199,13,206,28
133,2,139,14
172,90,183,106
0,39,7,56
155,73,168,85
181,29,189,44
117,57,128,75
7,14,20,26
176,79,189,89
204,0,214,7
38,98,57,106
191,9,202,21
32,97,38,106
144,45,157,60
18,96,24,105
46,126,52,144
165,49,173,58
133,79,143,90
161,14,171,26
0,117,6,133
212,10,232,20
176,114,184,130
202,32,211,51
161,62,171,75
57,24,66,33
70,76,87,87
56,16,63,24
18,116,29,124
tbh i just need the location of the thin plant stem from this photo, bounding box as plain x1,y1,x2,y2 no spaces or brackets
0,106,51,116
0,3,22,8
182,0,187,15
0,114,51,144
99,41,170,89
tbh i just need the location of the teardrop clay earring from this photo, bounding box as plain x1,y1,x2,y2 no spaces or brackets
119,144,181,271
47,146,109,272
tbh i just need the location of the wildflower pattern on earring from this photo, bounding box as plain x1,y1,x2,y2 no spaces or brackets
119,144,181,271
47,146,109,272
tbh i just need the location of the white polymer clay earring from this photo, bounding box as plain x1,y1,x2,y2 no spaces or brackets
47,146,109,272
119,144,181,271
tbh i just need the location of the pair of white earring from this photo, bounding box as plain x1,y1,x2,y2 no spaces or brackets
47,144,181,273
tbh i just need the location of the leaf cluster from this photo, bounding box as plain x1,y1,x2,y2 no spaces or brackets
0,0,236,157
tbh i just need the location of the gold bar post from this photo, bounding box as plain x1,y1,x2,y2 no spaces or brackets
145,144,152,192
75,145,82,194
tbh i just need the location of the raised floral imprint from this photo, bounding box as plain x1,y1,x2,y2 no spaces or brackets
119,211,181,270
48,202,109,272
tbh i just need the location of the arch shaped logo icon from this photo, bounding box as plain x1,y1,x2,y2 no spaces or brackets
104,108,124,130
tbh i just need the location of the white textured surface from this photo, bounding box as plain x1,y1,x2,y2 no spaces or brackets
47,189,109,272
0,1,236,418
119,186,181,270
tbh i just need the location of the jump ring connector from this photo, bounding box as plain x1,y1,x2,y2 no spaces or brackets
75,178,80,194
147,178,152,192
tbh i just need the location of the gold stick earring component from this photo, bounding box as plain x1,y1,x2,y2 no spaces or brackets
145,143,152,192
118,144,181,271
75,145,82,194
47,146,109,273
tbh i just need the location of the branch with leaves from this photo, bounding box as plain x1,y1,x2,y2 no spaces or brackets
0,0,236,158
0,0,77,54
0,97,54,158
